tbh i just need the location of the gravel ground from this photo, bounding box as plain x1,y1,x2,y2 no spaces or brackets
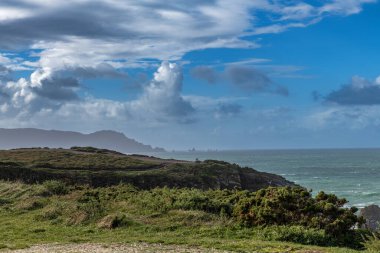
3,243,231,253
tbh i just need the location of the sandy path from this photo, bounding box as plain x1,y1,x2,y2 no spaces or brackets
3,243,230,253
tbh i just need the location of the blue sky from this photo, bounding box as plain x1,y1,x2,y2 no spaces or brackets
0,0,380,150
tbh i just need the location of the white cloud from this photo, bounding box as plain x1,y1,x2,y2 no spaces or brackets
375,76,380,85
0,0,375,71
0,7,33,21
0,54,32,71
0,62,195,126
304,105,380,130
279,3,315,21
320,0,376,15
129,62,194,122
0,0,377,132
324,75,380,105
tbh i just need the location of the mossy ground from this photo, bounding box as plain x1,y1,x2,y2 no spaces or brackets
0,181,379,253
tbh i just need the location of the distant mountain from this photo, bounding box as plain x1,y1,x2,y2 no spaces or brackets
0,128,165,153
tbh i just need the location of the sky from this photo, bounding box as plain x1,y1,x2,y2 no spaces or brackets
0,0,380,150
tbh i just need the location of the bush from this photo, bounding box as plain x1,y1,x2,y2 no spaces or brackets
0,198,11,206
233,186,364,248
76,189,106,221
41,180,69,196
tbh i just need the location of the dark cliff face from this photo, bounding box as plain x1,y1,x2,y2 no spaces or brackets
0,148,294,191
179,160,294,191
0,128,165,153
360,205,380,231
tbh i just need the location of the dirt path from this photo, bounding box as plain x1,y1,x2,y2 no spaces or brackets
3,243,230,253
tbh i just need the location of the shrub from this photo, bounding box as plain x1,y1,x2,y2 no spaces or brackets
233,186,364,248
41,180,69,196
76,189,106,221
0,198,11,206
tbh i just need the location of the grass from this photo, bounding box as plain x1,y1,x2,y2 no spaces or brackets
0,148,378,252
0,148,292,191
0,180,379,252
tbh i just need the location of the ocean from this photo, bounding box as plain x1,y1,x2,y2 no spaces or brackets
150,149,380,208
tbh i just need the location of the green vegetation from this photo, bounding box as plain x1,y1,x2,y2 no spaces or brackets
0,148,293,191
0,180,379,252
0,147,379,252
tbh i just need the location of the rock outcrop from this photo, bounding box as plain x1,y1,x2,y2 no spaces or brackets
360,204,380,231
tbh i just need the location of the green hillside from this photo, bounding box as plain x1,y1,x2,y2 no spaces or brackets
0,147,293,191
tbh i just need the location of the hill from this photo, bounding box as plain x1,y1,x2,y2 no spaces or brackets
0,147,292,191
0,128,165,153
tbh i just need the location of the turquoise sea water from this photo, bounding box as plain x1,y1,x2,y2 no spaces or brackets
149,149,380,208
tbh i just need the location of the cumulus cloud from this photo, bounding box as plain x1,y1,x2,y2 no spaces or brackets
191,65,289,96
31,76,79,101
0,61,195,126
130,62,195,122
324,75,380,105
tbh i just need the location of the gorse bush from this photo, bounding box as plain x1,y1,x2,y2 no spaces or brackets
233,186,364,248
81,185,361,236
77,184,362,247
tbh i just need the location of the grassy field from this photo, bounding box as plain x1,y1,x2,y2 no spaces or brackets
0,180,379,253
